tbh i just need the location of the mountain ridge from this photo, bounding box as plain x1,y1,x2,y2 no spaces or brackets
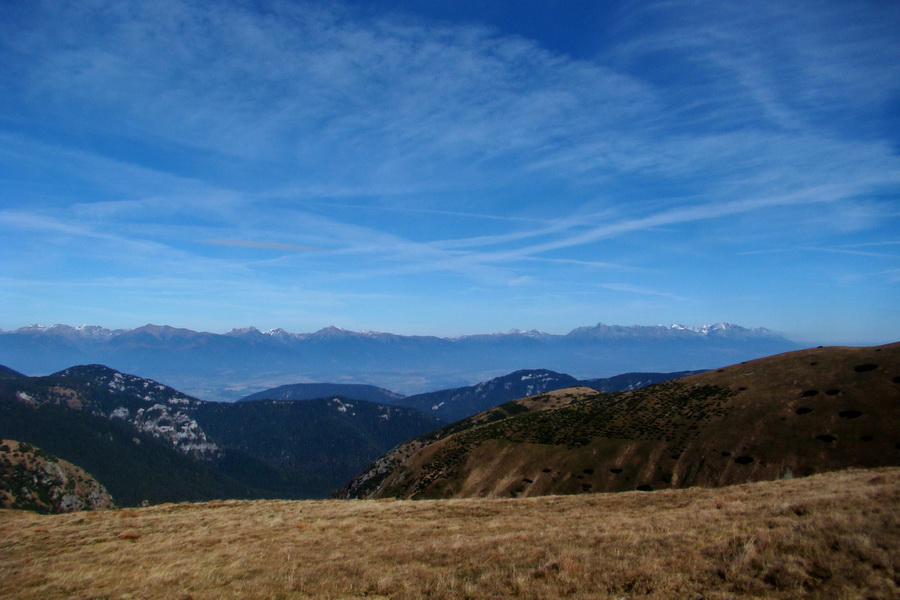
3,321,783,340
0,321,800,401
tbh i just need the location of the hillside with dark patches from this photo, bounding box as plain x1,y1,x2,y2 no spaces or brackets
340,343,900,499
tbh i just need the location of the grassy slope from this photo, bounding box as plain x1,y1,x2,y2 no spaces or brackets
1,467,897,599
344,343,900,499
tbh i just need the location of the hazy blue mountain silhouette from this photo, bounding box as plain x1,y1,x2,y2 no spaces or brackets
0,323,799,401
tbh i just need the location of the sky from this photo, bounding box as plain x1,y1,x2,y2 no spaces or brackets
0,0,898,345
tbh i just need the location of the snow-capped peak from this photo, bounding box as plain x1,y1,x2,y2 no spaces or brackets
225,326,263,336
670,322,741,335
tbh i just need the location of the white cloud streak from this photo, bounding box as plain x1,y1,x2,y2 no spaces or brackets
1,0,897,338
201,239,326,252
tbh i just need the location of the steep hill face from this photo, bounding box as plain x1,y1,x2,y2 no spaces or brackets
340,343,900,499
0,439,115,513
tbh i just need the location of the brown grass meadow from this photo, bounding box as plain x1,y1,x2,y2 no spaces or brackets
1,467,898,600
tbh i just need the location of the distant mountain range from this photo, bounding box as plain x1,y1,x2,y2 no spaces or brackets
0,322,799,401
340,342,900,500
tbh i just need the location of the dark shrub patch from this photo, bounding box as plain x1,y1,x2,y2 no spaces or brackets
522,478,533,484
582,468,594,475
800,390,819,397
860,435,875,442
893,376,900,384
734,456,754,465
838,410,862,419
854,363,878,373
581,484,592,492
721,451,731,457
796,407,813,415
636,484,654,492
737,386,748,391
816,434,837,443
501,401,529,415
825,389,840,396
610,468,623,474
542,468,552,473
810,362,818,366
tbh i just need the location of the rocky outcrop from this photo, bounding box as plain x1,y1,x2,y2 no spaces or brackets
0,439,115,513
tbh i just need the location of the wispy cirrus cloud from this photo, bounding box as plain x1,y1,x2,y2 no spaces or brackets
200,239,326,252
1,0,897,340
600,283,687,302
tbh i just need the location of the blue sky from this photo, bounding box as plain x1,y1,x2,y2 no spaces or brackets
1,0,898,344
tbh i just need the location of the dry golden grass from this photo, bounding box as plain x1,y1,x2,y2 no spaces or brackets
2,467,898,599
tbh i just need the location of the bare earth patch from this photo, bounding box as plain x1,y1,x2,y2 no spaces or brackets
1,467,898,599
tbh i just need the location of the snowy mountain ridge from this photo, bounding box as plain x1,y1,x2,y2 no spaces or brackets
6,321,774,339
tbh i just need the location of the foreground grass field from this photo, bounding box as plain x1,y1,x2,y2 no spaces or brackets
2,467,898,599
